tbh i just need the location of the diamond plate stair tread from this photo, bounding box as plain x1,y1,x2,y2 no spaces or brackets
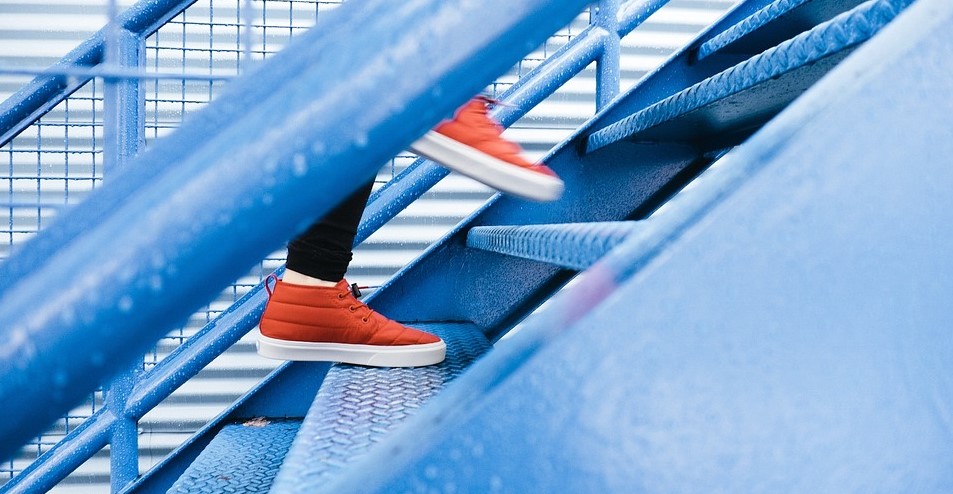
467,222,639,270
166,419,300,494
696,0,869,61
587,0,911,152
270,322,490,492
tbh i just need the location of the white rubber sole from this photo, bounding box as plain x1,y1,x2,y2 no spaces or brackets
256,333,447,368
410,131,564,202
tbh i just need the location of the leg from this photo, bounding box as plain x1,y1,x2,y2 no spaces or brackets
285,179,375,283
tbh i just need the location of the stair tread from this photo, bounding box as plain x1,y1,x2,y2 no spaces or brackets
166,419,301,494
270,322,490,493
586,0,910,152
696,0,869,61
467,221,640,270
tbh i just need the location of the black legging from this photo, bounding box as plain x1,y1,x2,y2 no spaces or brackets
285,179,375,281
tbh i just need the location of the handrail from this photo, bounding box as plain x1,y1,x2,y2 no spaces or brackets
0,0,592,467
1,18,609,493
0,0,679,491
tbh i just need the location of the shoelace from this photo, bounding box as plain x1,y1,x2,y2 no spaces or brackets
264,273,377,323
475,95,516,109
337,289,374,323
264,273,279,297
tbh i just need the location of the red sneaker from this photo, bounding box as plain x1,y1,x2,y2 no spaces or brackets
411,97,564,202
257,277,446,367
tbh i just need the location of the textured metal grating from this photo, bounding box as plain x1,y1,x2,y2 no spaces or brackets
166,419,301,494
696,0,870,61
467,221,640,270
697,0,813,59
270,322,490,492
587,0,912,153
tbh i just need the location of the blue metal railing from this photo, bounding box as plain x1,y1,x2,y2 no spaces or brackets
0,0,686,491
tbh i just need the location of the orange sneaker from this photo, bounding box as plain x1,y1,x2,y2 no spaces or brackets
256,276,446,367
410,97,564,202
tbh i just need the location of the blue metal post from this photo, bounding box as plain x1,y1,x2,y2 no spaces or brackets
0,0,591,462
594,0,621,109
102,11,146,490
103,30,145,172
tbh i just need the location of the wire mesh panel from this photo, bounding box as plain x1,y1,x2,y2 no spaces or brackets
0,81,103,260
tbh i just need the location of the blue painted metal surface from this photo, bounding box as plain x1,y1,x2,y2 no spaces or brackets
0,1,624,486
467,222,639,270
122,362,329,494
0,0,591,463
371,137,702,335
363,0,824,336
587,0,913,152
0,410,116,494
696,0,870,61
7,0,924,488
271,323,490,493
102,28,145,174
102,24,147,492
315,1,953,490
594,0,622,109
167,420,301,494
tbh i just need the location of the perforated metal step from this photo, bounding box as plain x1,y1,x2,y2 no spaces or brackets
166,419,300,494
696,0,869,61
467,222,640,270
270,322,490,493
586,0,912,152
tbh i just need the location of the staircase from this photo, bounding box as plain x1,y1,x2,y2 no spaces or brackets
3,0,953,492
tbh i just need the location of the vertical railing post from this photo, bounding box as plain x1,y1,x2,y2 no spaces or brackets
102,2,146,490
594,0,621,110
103,30,145,172
104,365,142,492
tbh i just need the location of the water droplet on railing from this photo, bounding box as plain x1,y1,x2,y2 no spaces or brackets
293,154,308,176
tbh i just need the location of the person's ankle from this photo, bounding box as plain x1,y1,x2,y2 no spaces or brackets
282,269,339,287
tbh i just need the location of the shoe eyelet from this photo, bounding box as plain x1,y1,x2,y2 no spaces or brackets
361,317,369,323
338,293,346,299
348,305,358,312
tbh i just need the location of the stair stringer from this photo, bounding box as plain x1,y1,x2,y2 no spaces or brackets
320,0,953,491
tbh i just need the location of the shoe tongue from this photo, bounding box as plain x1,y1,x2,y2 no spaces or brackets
335,279,352,291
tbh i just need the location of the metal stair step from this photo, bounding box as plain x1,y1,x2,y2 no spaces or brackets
269,322,490,493
166,419,301,494
467,222,640,270
586,0,911,153
696,0,869,61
